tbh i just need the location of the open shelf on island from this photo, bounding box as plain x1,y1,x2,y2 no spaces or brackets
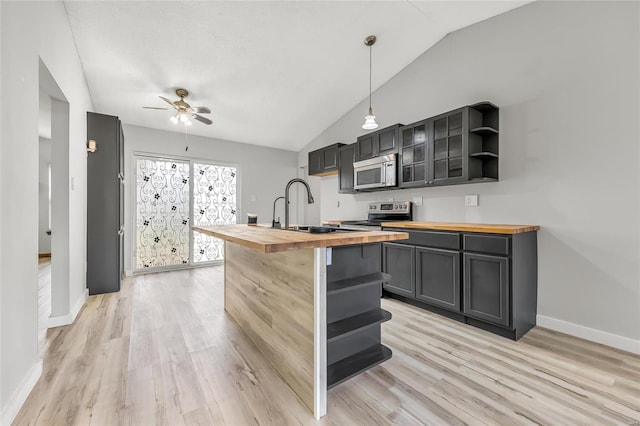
327,344,392,389
327,272,384,295
328,309,392,342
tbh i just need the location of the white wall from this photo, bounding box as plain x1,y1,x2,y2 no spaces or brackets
299,1,640,349
38,138,51,254
122,124,299,274
0,1,93,423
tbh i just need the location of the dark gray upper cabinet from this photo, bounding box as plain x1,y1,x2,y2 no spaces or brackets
342,102,498,193
429,102,499,186
429,108,467,185
399,120,429,188
338,143,356,193
308,143,345,176
87,112,123,295
355,124,402,162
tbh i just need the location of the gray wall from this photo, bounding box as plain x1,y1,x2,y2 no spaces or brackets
0,1,93,422
122,124,300,274
38,138,51,254
299,1,640,344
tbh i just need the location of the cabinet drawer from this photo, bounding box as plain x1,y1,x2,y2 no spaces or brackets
463,234,510,255
405,230,460,250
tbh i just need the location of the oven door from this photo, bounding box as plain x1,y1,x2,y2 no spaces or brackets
354,163,385,190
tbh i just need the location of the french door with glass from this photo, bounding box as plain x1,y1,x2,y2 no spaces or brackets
135,156,237,272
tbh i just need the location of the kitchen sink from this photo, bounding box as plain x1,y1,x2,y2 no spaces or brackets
283,225,362,234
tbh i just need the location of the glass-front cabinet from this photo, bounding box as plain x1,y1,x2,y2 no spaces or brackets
430,108,467,185
399,120,429,188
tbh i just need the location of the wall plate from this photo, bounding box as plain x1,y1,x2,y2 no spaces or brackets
465,194,479,207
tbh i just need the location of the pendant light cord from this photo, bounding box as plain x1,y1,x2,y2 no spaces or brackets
368,43,372,111
184,123,189,152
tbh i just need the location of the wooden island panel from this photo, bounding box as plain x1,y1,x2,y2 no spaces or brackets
224,242,324,416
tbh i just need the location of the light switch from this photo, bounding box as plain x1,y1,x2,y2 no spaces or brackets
465,194,479,207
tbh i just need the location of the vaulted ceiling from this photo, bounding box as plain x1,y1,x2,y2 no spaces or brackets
64,1,529,151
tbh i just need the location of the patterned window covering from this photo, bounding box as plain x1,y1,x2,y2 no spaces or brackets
192,163,237,262
136,158,190,269
135,157,238,271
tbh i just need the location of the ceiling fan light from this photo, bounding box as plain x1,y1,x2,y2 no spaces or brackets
184,118,193,127
362,114,378,130
179,113,190,123
170,115,179,125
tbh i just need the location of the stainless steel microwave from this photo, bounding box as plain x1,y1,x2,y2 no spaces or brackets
353,154,397,190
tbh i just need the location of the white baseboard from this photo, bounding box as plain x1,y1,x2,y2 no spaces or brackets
47,288,88,329
537,315,640,354
0,360,43,426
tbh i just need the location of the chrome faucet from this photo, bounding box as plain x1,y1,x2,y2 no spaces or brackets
284,178,315,230
272,196,286,228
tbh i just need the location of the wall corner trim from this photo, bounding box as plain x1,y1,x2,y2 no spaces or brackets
47,288,88,329
0,360,43,426
537,315,640,355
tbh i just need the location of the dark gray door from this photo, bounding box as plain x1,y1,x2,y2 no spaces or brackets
338,144,355,193
377,127,397,156
382,243,415,297
323,146,338,170
87,112,121,295
309,149,323,175
463,253,510,327
357,134,376,161
415,247,460,312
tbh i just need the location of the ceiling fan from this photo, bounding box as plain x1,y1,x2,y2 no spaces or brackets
143,88,212,126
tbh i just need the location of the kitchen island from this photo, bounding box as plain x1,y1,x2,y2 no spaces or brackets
193,224,408,419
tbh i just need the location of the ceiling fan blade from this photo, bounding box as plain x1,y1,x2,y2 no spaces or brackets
159,96,177,107
191,106,211,114
142,106,170,110
193,114,213,125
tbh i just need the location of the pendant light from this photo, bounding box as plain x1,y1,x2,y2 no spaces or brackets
362,35,379,130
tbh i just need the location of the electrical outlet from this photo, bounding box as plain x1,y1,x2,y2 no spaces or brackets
388,197,394,202
412,196,423,206
336,201,340,207
465,194,479,207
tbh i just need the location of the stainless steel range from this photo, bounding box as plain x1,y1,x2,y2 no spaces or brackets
338,201,413,230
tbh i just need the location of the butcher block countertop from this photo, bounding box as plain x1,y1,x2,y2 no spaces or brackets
193,224,409,253
381,221,540,235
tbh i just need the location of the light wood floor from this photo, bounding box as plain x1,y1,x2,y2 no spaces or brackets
37,257,52,357
14,266,640,425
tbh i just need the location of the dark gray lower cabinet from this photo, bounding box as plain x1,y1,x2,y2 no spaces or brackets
382,227,537,340
416,247,460,311
382,243,415,297
463,253,509,327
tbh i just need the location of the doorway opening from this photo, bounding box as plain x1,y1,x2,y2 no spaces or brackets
38,59,71,351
